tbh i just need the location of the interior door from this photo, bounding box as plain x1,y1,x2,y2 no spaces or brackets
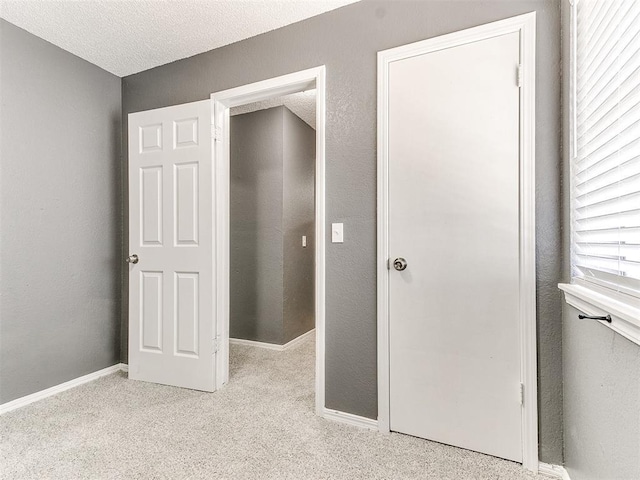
388,32,523,461
128,100,215,391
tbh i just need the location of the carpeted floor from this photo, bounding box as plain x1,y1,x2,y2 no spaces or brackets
1,337,547,479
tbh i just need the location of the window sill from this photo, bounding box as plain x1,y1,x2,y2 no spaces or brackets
558,282,640,346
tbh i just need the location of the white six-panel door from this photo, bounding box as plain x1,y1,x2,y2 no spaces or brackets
387,32,523,461
128,100,215,391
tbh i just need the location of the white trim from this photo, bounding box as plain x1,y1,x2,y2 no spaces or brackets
322,408,379,431
0,363,127,415
211,66,326,417
376,12,538,472
230,329,316,351
559,282,640,346
376,40,390,434
282,328,316,350
539,462,571,480
230,338,286,351
518,12,539,473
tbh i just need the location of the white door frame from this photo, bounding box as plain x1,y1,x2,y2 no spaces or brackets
376,13,538,472
210,66,326,416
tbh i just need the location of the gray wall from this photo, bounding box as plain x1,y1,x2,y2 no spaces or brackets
560,2,640,479
229,106,315,345
562,305,640,480
230,107,285,344
0,20,122,403
121,0,562,462
282,107,315,343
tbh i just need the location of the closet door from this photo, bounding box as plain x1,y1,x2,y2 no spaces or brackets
388,31,523,462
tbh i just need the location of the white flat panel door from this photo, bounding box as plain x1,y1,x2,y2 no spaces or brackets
388,32,523,461
128,100,215,392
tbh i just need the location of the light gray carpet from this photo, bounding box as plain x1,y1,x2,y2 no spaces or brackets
1,338,547,479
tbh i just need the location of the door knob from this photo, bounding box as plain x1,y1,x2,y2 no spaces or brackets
393,257,407,271
126,254,139,264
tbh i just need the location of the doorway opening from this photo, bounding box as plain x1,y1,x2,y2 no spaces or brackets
226,92,317,404
211,67,326,415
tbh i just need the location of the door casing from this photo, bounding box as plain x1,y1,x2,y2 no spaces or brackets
376,13,538,472
211,66,327,416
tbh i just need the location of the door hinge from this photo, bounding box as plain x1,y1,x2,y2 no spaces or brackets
519,383,525,406
517,64,523,88
212,336,220,354
211,125,223,142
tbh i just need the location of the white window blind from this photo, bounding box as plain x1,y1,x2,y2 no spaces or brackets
572,0,640,297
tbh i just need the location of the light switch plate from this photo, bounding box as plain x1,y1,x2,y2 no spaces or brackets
331,223,344,243
302,235,307,247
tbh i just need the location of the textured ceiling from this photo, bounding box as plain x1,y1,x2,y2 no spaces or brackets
0,0,358,77
231,90,316,129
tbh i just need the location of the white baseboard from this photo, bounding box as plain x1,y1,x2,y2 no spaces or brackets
283,329,315,350
230,328,315,352
229,337,284,350
539,462,571,480
323,408,379,431
0,363,128,415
